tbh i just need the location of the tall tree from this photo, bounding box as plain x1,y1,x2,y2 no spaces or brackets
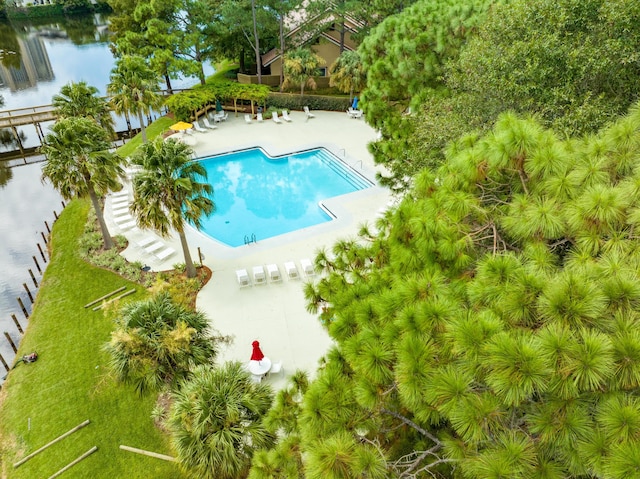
108,55,163,144
52,81,115,137
41,117,124,250
130,138,214,278
357,0,494,190
446,0,640,136
168,362,275,479
288,106,640,477
329,50,366,101
282,48,325,96
104,291,220,395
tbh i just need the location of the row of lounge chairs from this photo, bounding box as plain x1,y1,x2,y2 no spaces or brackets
109,192,176,262
244,107,316,125
236,258,315,287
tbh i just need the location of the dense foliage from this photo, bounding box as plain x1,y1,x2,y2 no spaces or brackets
288,106,640,477
358,0,495,191
105,291,220,395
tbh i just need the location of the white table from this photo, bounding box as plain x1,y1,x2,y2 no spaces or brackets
248,357,271,376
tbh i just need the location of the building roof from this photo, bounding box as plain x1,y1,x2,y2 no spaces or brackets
261,11,362,67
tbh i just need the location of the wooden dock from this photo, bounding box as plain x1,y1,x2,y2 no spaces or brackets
0,105,57,129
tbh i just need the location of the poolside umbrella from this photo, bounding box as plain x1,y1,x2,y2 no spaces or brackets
170,121,193,131
216,99,222,112
352,96,359,109
251,340,265,361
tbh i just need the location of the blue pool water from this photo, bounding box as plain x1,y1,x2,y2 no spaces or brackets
197,147,372,247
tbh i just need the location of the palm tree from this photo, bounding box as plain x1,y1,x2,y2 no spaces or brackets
130,138,214,278
282,48,325,96
329,50,366,102
107,55,163,144
168,362,275,479
52,81,115,137
104,291,219,395
41,117,124,250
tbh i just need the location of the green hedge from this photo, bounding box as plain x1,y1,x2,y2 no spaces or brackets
266,92,351,112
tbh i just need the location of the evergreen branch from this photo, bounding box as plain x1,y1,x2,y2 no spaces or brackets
380,408,441,445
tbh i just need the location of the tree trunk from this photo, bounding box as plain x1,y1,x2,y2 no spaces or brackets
138,111,147,143
279,15,285,92
88,184,114,250
239,48,246,73
178,230,196,278
251,0,262,84
164,73,173,94
339,20,345,53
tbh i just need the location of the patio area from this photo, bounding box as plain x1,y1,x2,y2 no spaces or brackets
110,109,392,388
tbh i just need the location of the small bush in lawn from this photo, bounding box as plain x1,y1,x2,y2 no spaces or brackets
173,263,187,273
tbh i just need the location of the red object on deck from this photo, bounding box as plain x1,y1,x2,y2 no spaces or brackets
251,340,264,361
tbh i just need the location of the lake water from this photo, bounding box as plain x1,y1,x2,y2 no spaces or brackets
0,15,212,375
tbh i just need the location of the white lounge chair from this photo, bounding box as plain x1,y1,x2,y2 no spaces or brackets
257,113,263,122
113,207,130,217
202,118,217,130
281,110,292,122
145,242,165,254
252,265,266,285
300,258,315,276
118,221,136,230
112,197,129,205
193,121,208,133
236,269,251,287
303,106,315,119
266,264,281,282
245,114,252,124
135,236,157,248
272,111,282,124
114,214,133,224
111,190,129,199
156,247,175,261
284,261,299,279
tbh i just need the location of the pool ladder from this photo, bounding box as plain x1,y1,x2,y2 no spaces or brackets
244,233,257,245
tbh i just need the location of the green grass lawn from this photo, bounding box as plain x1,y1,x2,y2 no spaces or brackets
0,200,186,478
117,116,175,159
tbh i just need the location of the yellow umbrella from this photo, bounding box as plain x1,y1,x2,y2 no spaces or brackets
170,121,193,131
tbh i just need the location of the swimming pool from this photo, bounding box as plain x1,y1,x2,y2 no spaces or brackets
197,147,372,247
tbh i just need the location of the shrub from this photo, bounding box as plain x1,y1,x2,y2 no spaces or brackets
266,92,351,112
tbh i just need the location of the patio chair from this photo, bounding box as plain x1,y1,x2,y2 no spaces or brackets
303,106,315,119
156,247,176,261
202,118,218,130
145,241,165,254
245,114,252,124
284,261,299,279
253,265,266,285
236,269,251,287
193,121,208,133
216,112,228,122
135,236,157,249
266,264,281,282
272,111,282,124
268,360,284,378
257,112,264,122
300,258,315,277
281,110,292,122
347,108,363,119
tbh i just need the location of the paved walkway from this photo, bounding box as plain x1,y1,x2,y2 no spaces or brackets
108,109,391,388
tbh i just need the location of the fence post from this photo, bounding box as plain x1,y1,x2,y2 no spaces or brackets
22,283,34,304
0,353,9,372
11,315,24,335
16,298,29,319
37,243,47,263
28,269,38,288
3,332,17,354
40,231,48,245
33,256,42,274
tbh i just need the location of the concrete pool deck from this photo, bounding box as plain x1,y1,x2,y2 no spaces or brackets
108,110,392,388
